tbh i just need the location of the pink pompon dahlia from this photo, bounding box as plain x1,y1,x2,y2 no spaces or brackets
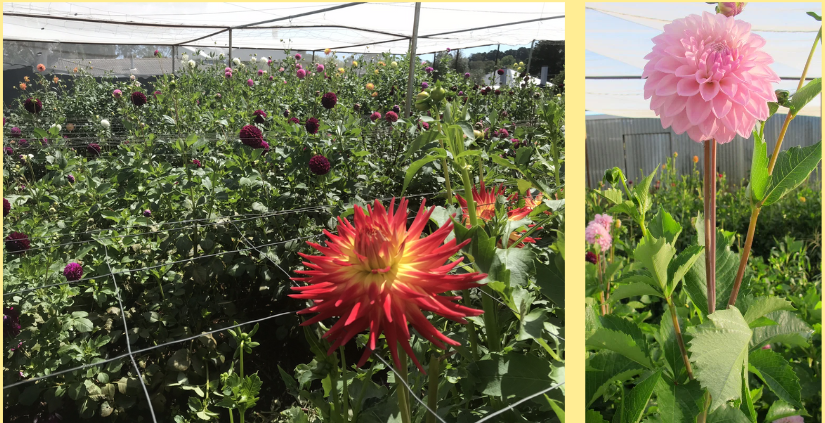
370,111,381,122
586,220,612,251
592,213,613,230
63,262,83,281
384,111,398,123
642,11,779,144
297,69,307,79
290,198,486,373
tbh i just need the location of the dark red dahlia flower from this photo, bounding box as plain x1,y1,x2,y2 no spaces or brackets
290,117,300,124
87,143,101,156
305,117,320,134
586,251,598,264
308,154,331,175
321,92,338,109
63,262,83,281
384,111,398,123
253,109,267,124
24,98,42,114
3,198,10,217
5,232,30,252
131,91,148,107
239,125,264,148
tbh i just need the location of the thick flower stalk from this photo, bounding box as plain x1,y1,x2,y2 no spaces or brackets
290,198,486,373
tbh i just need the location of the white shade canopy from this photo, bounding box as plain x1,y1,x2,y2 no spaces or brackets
586,2,821,117
3,2,565,54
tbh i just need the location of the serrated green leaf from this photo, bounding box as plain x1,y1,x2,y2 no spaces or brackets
654,377,703,423
659,305,688,382
586,351,645,407
401,151,445,195
620,370,661,423
763,142,822,206
706,404,752,423
765,400,808,421
739,296,795,325
649,207,681,245
586,327,652,368
586,410,609,423
633,236,675,293
748,349,802,408
597,188,624,205
609,283,663,302
750,310,813,350
687,307,752,412
684,230,745,317
666,245,703,296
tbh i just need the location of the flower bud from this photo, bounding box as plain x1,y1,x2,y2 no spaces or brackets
716,2,746,17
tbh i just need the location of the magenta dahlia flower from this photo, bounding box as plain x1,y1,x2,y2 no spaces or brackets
131,91,148,107
586,251,598,264
497,69,505,75
253,109,267,124
384,111,399,123
295,53,302,60
192,158,202,168
67,174,75,183
87,143,101,156
308,155,331,175
3,198,10,217
154,49,160,57
370,111,381,122
392,105,400,114
321,92,338,109
63,262,83,281
5,147,13,155
225,71,233,79
297,69,307,79
18,139,28,148
422,81,429,89
642,11,779,143
425,67,434,74
247,79,254,87
257,69,264,76
464,72,471,78
153,90,161,97
5,232,30,252
239,125,264,148
305,117,320,134
24,98,42,114
10,127,21,137
419,121,430,130
718,2,746,17
316,64,325,73
4,306,21,339
112,89,123,98
290,117,300,124
143,209,152,217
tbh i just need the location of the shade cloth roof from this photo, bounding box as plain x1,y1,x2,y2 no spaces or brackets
586,2,821,117
3,2,565,54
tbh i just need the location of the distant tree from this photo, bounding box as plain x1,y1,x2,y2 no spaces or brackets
528,41,564,78
499,55,516,68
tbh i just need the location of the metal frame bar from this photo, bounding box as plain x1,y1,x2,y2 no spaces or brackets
404,2,422,119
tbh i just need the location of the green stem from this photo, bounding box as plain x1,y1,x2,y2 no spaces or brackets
352,360,377,419
459,168,479,227
426,353,440,423
340,347,349,422
397,347,412,423
462,289,481,361
480,286,501,352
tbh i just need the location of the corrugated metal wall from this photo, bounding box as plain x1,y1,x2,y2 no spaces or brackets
586,115,822,189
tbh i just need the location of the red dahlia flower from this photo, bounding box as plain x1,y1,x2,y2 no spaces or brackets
290,198,486,372
384,111,398,123
5,232,30,252
455,182,538,248
308,154,331,175
253,109,267,124
3,198,10,217
239,125,264,148
321,92,338,109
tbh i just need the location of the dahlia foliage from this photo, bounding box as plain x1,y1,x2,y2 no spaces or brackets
455,182,541,248
290,198,486,372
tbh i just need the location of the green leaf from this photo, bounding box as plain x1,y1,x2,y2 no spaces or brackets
404,130,440,159
596,188,624,205
684,229,744,317
633,168,658,217
495,247,536,287
687,307,752,412
586,351,645,407
762,142,822,206
586,410,609,423
706,404,752,423
620,370,661,423
748,349,802,408
765,400,808,422
740,367,757,423
74,318,94,332
586,327,652,368
750,310,813,350
401,151,445,195
739,296,795,325
654,377,703,423
806,11,821,21
659,306,688,381
749,128,770,203
649,207,681,245
633,236,675,293
535,255,564,307
666,245,704,296
609,283,663,303
788,78,821,116
471,352,557,399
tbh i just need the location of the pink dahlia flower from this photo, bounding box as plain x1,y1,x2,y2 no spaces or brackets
592,214,613,230
643,12,779,144
297,69,307,79
585,220,612,251
247,79,254,87
316,64,325,73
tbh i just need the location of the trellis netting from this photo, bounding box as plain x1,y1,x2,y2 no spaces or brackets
586,2,822,117
4,2,564,72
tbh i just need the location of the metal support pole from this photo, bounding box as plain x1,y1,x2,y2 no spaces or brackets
404,2,422,119
312,50,315,63
228,29,233,67
494,43,500,66
172,46,176,74
526,39,535,75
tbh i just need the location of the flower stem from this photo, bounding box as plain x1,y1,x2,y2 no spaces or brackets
459,168,479,227
396,347,413,423
667,297,694,381
703,139,718,314
729,27,820,308
340,346,349,422
426,353,440,423
462,289,481,361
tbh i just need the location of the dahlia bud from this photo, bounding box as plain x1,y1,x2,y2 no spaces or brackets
716,2,746,17
775,89,790,106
